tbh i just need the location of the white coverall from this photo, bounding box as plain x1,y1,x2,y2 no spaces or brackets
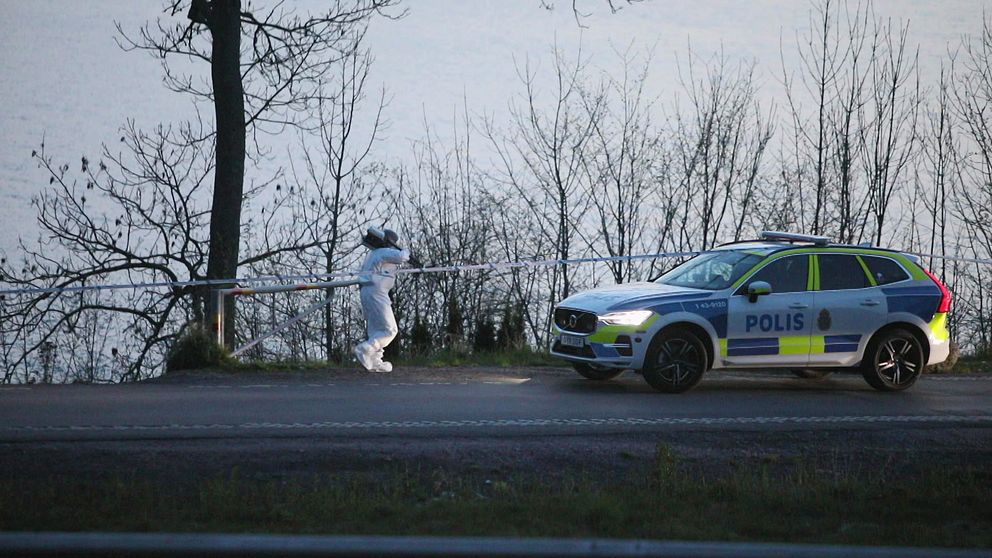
355,246,409,371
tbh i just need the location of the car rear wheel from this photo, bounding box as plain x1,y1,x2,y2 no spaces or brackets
861,329,924,391
572,362,623,381
642,328,707,393
790,369,833,380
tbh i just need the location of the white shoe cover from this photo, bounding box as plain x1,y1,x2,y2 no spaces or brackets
353,343,375,371
373,361,393,373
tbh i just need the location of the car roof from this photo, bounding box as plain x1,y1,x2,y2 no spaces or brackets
714,239,913,260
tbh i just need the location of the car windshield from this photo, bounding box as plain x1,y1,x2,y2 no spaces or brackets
655,250,764,290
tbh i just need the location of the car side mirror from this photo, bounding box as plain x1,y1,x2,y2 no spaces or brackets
747,281,772,303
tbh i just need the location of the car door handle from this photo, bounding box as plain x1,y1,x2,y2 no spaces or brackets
860,299,880,307
788,303,809,309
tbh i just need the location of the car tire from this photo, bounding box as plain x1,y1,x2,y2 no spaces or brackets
642,328,708,393
790,369,833,380
861,329,924,391
572,362,624,381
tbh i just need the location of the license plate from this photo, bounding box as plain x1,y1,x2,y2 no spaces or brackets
560,334,585,348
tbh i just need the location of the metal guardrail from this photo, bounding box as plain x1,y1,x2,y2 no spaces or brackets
0,532,986,558
213,278,364,353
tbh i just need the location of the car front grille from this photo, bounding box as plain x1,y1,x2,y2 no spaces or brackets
554,308,597,333
551,341,597,358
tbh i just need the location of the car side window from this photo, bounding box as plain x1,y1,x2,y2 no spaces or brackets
862,255,910,285
741,255,809,294
818,254,871,290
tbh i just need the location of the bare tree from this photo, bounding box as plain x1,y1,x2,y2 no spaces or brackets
582,46,661,283
396,107,496,351
953,15,992,264
119,0,400,346
0,122,217,382
780,0,921,246
781,0,845,235
951,14,992,352
671,48,773,249
919,65,959,278
485,45,602,321
829,1,874,243
0,2,399,381
538,0,646,26
859,17,921,246
282,44,388,360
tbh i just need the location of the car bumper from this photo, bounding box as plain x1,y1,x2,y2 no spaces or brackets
549,322,654,369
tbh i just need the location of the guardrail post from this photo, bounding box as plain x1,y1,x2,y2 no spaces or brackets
214,289,226,347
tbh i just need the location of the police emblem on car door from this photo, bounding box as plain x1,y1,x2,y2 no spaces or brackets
808,254,888,366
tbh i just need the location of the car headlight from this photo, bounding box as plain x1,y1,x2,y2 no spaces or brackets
599,310,654,326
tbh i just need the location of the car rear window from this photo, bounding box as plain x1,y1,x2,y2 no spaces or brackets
818,254,871,290
862,255,910,285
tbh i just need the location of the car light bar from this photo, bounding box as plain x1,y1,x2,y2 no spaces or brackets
760,231,831,246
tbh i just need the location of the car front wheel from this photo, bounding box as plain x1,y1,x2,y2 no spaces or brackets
572,362,623,381
642,329,707,393
862,329,924,391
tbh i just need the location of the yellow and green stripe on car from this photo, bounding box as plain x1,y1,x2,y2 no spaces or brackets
719,334,861,357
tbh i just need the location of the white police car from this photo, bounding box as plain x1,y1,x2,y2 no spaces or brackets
550,232,952,393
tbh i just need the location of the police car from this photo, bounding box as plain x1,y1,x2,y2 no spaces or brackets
550,232,952,393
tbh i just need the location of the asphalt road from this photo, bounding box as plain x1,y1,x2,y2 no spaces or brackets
1,367,990,442
1,367,990,481
3,369,989,558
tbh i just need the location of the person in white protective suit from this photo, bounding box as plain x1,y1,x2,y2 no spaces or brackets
353,227,419,372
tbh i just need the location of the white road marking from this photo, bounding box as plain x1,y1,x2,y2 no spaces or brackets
3,414,989,434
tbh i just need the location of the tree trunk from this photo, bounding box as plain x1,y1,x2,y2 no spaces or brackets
205,0,246,348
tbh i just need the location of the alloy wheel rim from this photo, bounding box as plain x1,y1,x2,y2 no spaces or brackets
876,338,921,385
655,338,701,385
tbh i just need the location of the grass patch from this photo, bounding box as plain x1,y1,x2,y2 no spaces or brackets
1,451,989,547
949,353,992,374
166,325,234,372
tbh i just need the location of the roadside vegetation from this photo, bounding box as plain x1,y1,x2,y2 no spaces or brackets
1,446,987,547
4,1,992,384
165,324,234,372
950,353,992,374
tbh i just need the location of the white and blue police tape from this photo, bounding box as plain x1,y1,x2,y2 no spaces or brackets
2,250,991,298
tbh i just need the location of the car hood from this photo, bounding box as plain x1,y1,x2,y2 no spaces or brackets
557,282,713,315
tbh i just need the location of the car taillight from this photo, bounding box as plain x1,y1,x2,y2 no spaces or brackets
922,267,952,313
